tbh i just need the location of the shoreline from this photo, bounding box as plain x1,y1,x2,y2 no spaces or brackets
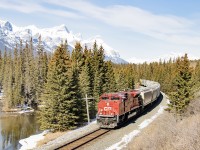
20,120,98,150
0,110,35,119
0,108,35,115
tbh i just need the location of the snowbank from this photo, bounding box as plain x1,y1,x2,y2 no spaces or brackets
18,109,34,114
19,130,49,150
20,120,97,150
106,106,166,150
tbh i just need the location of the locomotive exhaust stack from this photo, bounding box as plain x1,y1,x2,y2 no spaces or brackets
97,79,160,128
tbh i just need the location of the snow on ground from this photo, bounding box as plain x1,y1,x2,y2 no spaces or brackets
138,106,165,129
105,105,166,150
19,130,49,150
19,120,97,150
0,92,3,100
18,109,34,114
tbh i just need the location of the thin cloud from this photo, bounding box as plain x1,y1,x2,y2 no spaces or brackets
45,0,200,46
0,0,43,13
0,0,83,19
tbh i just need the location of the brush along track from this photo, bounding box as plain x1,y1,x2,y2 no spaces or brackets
55,128,110,150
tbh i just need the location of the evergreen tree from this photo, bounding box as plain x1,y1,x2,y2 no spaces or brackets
80,47,95,119
115,65,130,91
79,58,92,97
69,66,87,124
12,44,23,106
39,44,78,131
126,64,135,89
71,42,84,71
103,61,116,92
83,47,94,95
0,49,3,92
92,44,105,99
92,44,106,117
43,51,48,82
168,54,193,114
24,39,36,105
19,40,26,100
193,60,200,93
0,49,2,90
36,35,47,100
1,48,7,92
3,50,13,109
71,42,88,122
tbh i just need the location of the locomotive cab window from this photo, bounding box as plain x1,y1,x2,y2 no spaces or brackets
111,97,120,100
101,97,109,100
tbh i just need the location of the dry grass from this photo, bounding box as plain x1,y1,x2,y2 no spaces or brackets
37,131,68,146
127,97,200,150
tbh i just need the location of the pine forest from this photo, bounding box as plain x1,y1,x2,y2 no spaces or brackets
0,37,199,131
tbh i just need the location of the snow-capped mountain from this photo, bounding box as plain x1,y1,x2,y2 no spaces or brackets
0,19,127,64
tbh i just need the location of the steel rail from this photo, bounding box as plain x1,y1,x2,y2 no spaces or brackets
55,128,110,150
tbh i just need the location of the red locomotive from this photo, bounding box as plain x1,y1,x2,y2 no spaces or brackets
97,80,160,128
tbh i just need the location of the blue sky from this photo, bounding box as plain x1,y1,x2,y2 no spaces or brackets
0,0,200,62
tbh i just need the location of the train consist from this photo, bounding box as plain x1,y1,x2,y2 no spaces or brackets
97,79,160,128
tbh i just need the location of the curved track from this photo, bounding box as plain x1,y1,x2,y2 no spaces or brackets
55,128,110,150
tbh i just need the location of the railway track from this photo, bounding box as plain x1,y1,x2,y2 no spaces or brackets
55,128,110,150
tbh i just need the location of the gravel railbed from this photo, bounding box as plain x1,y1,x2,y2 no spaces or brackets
35,121,99,150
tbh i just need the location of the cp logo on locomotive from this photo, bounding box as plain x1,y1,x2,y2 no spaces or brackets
104,107,112,111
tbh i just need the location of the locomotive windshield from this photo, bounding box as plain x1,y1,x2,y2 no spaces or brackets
101,96,109,100
111,97,120,100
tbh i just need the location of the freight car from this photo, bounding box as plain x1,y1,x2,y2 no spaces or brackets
96,79,160,128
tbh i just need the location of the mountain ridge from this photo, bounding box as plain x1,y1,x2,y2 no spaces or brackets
0,19,127,64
